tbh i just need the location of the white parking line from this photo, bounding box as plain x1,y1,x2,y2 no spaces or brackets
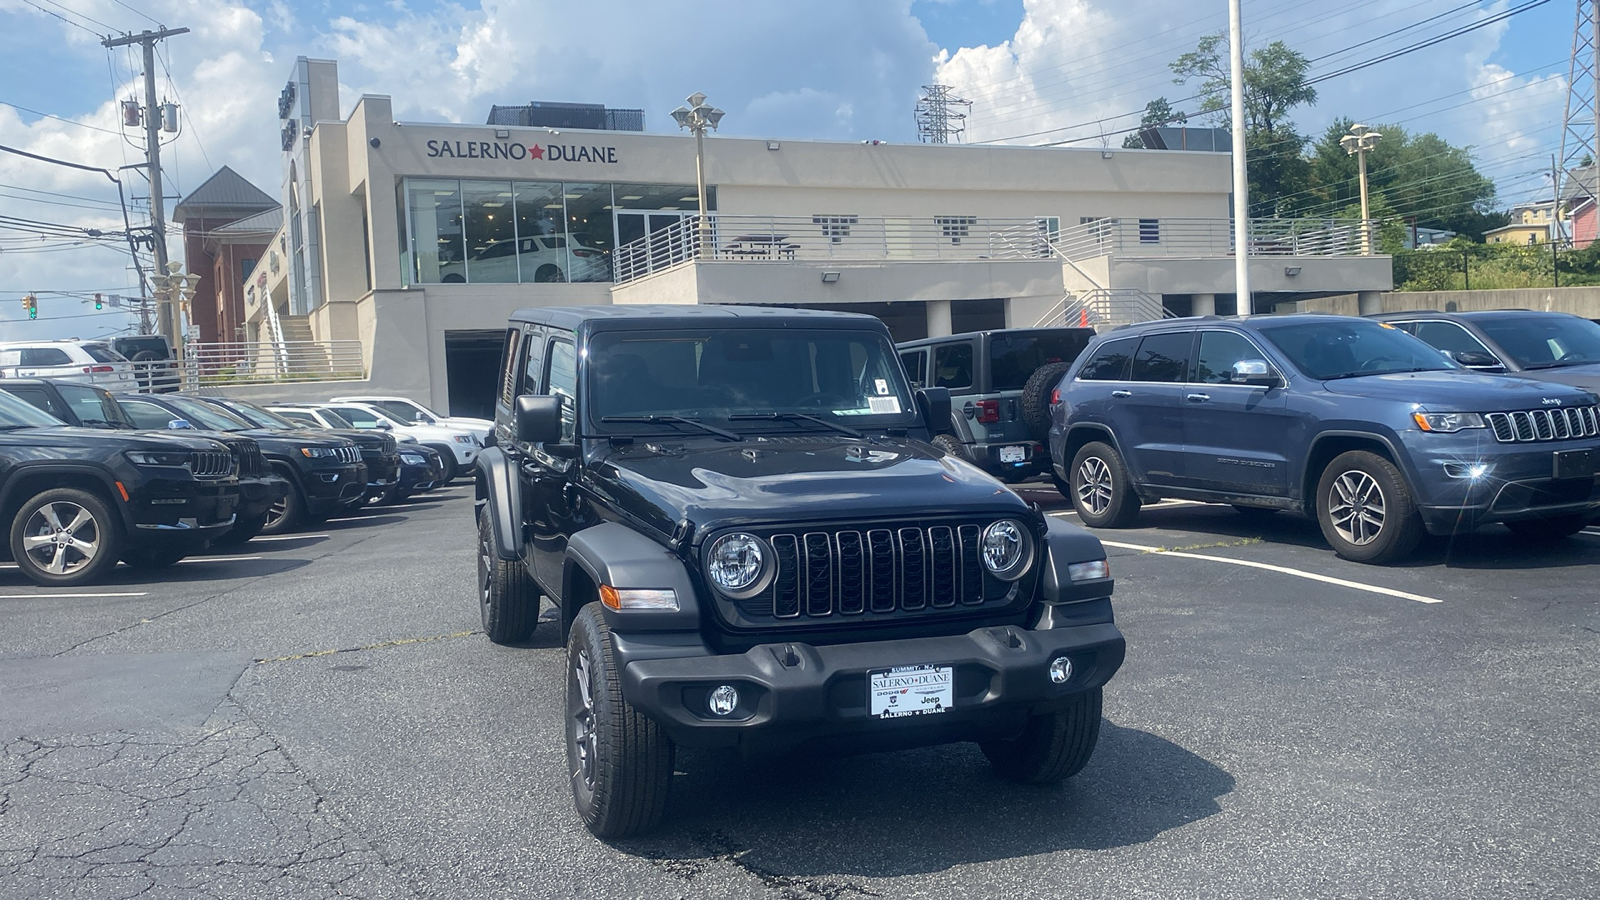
1097,538,1444,605
0,592,148,599
250,533,329,541
182,555,264,563
1047,499,1212,517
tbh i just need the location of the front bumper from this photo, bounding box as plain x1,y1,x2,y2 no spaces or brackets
127,479,240,546
298,462,368,515
397,461,436,494
617,620,1125,755
1403,431,1600,533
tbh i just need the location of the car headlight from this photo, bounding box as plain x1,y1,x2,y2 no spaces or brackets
706,533,769,597
300,446,337,458
452,435,473,444
400,453,426,465
981,520,1033,581
124,450,190,467
1413,412,1486,433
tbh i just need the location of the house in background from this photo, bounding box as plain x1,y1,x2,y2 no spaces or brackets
173,167,280,343
1561,166,1597,249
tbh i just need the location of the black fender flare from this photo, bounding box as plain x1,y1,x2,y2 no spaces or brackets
565,522,702,633
474,446,522,561
1036,516,1116,607
0,462,131,531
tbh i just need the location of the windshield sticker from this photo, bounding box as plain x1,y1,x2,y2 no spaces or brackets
868,396,902,414
874,378,890,395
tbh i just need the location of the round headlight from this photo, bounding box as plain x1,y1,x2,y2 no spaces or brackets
981,520,1033,581
706,533,769,597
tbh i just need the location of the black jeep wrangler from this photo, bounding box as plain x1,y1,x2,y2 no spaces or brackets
474,306,1124,837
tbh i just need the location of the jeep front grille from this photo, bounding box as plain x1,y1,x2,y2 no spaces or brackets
335,445,360,464
188,450,234,478
1485,406,1600,443
721,520,1026,624
221,439,265,476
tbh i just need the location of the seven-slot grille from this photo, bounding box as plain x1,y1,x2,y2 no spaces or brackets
720,521,1023,623
335,445,361,464
222,439,265,476
187,450,234,478
1485,406,1600,443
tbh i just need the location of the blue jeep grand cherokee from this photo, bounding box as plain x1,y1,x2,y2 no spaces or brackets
1049,315,1600,563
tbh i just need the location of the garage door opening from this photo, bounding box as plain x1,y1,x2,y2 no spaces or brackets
444,329,507,419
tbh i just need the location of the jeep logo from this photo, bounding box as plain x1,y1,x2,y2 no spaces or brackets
1543,398,1563,406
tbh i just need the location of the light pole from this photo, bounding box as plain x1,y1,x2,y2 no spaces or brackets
1340,124,1383,255
670,93,724,257
1228,0,1251,315
150,261,201,360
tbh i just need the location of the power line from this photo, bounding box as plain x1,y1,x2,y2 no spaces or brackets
0,100,122,135
17,0,101,37
108,0,161,27
39,0,118,33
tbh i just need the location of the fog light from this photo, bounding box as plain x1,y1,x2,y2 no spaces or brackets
1048,657,1073,685
708,684,739,716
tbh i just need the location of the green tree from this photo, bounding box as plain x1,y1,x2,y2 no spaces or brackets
1307,119,1502,238
1122,98,1186,149
1168,34,1316,214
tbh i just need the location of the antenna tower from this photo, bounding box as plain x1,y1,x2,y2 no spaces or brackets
1558,0,1599,237
916,85,972,144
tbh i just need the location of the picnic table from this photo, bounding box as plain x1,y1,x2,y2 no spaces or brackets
723,233,800,259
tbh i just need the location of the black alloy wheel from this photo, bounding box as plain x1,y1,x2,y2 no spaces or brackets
261,473,306,536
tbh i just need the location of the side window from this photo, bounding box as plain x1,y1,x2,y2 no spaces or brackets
54,383,122,425
1411,321,1495,359
1130,332,1194,383
21,348,72,367
278,410,318,426
521,327,548,396
498,328,523,407
1195,331,1273,384
4,387,67,420
120,399,177,429
900,350,927,388
1076,338,1137,381
330,406,384,429
932,342,974,390
0,349,21,367
546,338,578,443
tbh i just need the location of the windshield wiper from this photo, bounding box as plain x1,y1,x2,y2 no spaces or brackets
728,412,863,439
1322,367,1443,380
600,415,743,441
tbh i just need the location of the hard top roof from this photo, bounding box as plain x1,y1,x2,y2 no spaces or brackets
897,325,1095,349
508,304,883,331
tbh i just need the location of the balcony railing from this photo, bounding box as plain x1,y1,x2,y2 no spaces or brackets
613,214,1056,283
179,340,367,388
1053,217,1380,262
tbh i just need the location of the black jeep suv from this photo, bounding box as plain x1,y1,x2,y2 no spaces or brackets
0,379,288,546
0,390,240,585
475,306,1123,837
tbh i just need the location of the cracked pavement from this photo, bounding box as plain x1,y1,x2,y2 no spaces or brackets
3,484,1598,898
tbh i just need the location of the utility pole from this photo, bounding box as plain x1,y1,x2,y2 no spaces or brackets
1554,154,1563,288
1340,124,1383,255
103,27,188,351
1228,0,1251,316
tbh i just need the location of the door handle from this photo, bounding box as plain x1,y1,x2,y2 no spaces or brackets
1186,393,1210,403
1111,390,1132,398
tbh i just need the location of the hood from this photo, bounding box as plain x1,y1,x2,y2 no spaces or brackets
17,426,226,452
1507,363,1600,394
590,435,1027,539
1319,370,1599,411
236,428,350,451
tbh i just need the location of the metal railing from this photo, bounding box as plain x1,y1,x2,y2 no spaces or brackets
180,340,367,388
1052,217,1379,262
1037,289,1175,329
612,214,1059,283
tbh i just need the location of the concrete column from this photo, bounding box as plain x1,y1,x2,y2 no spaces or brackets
926,299,953,338
1192,293,1216,316
1357,291,1383,316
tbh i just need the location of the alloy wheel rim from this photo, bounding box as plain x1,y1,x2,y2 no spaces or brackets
571,648,598,790
22,501,100,576
477,527,492,606
1329,470,1386,546
1076,457,1113,515
266,496,289,528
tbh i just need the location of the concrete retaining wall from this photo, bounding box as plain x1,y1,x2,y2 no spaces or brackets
1296,286,1600,317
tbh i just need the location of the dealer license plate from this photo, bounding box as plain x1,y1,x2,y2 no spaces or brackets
999,445,1027,463
869,664,954,719
1553,449,1598,480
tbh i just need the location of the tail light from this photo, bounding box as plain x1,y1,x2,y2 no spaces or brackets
572,249,599,257
1050,388,1061,405
975,399,1000,424
85,365,115,373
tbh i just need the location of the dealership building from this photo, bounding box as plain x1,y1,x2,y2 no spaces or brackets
231,57,1390,416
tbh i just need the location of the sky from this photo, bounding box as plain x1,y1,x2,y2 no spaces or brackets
0,0,1575,339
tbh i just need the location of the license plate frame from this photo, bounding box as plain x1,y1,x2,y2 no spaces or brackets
999,445,1027,464
869,664,954,719
1553,448,1597,480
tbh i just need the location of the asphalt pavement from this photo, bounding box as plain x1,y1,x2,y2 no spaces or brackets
2,483,1597,899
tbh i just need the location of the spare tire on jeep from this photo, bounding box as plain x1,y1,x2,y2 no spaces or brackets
1021,361,1073,440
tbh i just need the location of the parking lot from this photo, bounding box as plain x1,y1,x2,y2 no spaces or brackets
2,482,1597,899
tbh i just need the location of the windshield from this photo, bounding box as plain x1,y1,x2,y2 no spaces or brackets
157,395,253,431
371,399,431,422
989,331,1094,391
56,383,133,428
1257,320,1456,380
587,328,916,432
0,390,64,428
219,400,300,430
82,344,128,363
1475,316,1600,369
315,408,356,428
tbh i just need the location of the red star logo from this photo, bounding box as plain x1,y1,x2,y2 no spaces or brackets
528,144,545,160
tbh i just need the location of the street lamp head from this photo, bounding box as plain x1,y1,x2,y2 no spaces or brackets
1339,134,1360,156
703,107,725,130
687,92,707,109
1349,123,1371,136
671,106,692,129
165,260,183,274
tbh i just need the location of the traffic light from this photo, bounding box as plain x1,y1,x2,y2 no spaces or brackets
94,293,103,310
23,294,36,319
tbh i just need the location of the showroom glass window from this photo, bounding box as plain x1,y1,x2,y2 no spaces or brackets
462,181,518,283
406,180,466,283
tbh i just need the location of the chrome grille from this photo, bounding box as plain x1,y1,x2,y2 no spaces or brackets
187,450,234,478
222,439,265,476
725,520,1023,623
1486,406,1600,443
335,445,360,464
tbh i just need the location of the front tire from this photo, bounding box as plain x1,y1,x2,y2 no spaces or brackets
477,507,538,643
1315,450,1424,564
261,475,306,535
567,603,675,838
1068,441,1141,528
981,687,1103,784
9,489,123,587
427,445,459,483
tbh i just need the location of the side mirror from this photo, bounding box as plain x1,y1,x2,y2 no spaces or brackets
376,421,393,430
1231,359,1283,388
413,411,427,423
515,394,564,444
1452,350,1505,372
167,418,192,430
915,386,952,434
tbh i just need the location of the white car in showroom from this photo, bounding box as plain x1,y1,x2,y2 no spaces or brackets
446,232,610,284
295,401,480,483
328,395,492,445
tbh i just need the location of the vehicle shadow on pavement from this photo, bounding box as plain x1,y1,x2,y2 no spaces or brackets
623,722,1233,880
